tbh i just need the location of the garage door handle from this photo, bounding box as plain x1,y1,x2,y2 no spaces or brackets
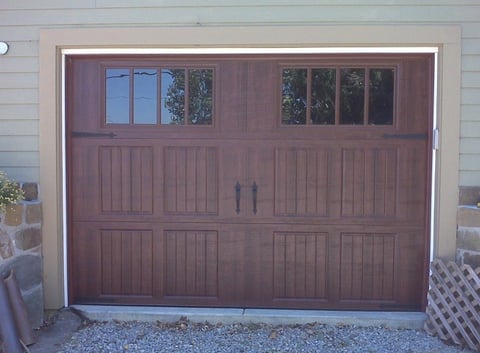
252,182,258,215
235,181,241,215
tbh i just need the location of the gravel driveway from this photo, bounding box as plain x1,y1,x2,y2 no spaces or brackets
58,318,476,353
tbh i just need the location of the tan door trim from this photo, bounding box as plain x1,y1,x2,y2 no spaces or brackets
40,25,461,309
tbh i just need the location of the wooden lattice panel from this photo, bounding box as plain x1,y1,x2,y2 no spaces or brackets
425,259,480,351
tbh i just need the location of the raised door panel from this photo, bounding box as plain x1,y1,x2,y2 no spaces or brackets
71,141,157,220
337,231,424,310
273,232,329,300
341,147,397,218
71,222,164,303
275,147,332,217
164,230,218,298
99,146,154,214
163,146,218,216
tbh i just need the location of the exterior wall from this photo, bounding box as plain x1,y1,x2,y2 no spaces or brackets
0,183,43,327
0,1,479,185
0,1,474,308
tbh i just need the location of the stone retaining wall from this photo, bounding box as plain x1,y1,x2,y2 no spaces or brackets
457,204,480,269
0,183,43,328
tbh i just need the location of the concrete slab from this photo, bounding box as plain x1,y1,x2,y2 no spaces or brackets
72,305,426,330
73,305,245,324
243,309,426,329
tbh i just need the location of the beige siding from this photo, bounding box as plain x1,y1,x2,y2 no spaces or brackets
0,1,479,186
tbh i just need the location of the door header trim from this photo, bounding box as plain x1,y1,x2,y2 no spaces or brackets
62,47,438,55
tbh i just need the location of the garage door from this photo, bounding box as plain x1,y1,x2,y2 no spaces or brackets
66,53,433,310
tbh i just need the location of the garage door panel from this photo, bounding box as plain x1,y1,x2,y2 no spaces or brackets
71,141,157,219
100,229,154,296
273,232,329,300
164,230,218,298
164,146,218,215
339,232,395,301
338,231,424,309
99,146,154,214
275,147,331,217
71,223,161,302
341,147,397,218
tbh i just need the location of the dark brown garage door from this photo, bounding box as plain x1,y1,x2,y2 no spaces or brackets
66,53,433,310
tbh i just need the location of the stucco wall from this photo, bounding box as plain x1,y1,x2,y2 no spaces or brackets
0,1,479,187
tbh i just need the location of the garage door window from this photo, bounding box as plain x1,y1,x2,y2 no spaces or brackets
105,67,214,126
281,67,395,126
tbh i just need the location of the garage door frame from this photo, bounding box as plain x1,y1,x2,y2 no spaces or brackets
39,25,461,309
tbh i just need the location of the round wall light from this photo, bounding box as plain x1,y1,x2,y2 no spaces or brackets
0,42,9,55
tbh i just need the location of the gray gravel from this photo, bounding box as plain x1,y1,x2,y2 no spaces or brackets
58,318,476,353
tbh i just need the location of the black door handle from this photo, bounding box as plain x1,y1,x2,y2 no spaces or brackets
252,182,258,215
235,181,241,215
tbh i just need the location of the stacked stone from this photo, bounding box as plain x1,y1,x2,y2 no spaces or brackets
457,205,480,269
0,183,43,328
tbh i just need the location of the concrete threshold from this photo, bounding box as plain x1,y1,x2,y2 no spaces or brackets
72,305,426,330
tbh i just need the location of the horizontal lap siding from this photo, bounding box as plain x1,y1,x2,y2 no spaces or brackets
0,1,479,185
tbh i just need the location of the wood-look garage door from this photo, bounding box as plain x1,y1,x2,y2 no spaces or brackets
66,53,433,310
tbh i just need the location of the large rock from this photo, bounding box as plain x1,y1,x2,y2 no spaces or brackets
0,228,14,259
0,254,42,292
15,228,42,251
0,254,44,328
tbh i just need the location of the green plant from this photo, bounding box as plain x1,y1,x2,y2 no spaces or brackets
0,171,24,212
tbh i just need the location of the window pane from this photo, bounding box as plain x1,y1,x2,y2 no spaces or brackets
134,68,157,124
282,69,307,125
369,69,394,125
106,68,130,124
189,69,213,125
311,68,336,125
162,69,185,125
340,68,365,125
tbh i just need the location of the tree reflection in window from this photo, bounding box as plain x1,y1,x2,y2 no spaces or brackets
188,69,213,125
162,68,213,125
162,69,185,125
369,69,394,125
340,68,365,125
281,66,394,126
282,69,307,125
106,67,213,126
312,68,336,125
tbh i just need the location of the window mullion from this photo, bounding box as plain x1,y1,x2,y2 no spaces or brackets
157,68,161,125
335,67,341,125
129,68,134,125
364,68,370,125
184,69,189,125
306,68,312,125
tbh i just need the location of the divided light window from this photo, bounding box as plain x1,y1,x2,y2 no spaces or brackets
281,67,395,126
105,67,214,126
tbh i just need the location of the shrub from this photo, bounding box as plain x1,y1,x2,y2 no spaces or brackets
0,171,24,212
